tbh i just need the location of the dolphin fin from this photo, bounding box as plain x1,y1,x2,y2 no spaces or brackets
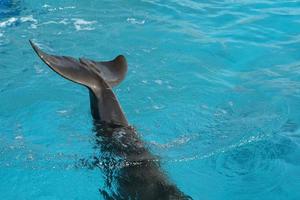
78,56,127,87
29,40,127,88
29,40,129,126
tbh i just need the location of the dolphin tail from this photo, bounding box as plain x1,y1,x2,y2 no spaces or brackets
29,40,129,126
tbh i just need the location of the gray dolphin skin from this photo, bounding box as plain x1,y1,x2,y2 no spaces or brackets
29,40,192,200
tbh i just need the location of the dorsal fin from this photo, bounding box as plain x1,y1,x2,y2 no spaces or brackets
29,40,129,126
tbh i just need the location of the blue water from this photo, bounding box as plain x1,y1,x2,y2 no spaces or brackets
1,0,300,199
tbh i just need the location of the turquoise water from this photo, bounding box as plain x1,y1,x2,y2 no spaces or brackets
1,0,300,199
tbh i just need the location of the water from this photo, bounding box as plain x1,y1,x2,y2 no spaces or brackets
1,0,300,199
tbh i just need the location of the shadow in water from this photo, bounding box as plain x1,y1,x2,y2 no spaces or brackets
77,121,192,200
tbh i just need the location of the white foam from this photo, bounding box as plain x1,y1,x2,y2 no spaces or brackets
20,15,37,23
0,17,18,28
153,105,164,110
40,21,57,25
42,4,51,8
151,134,198,149
127,18,145,25
59,6,75,10
41,19,69,26
57,110,68,114
154,80,163,85
23,15,38,29
0,16,38,29
30,24,37,29
46,5,76,11
72,18,97,31
48,8,57,12
59,19,68,25
15,136,23,140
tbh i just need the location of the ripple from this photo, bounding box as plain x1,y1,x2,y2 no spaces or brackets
206,135,299,195
72,18,97,31
0,15,38,30
127,17,145,25
0,17,17,28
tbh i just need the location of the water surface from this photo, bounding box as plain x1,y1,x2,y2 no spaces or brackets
1,0,300,199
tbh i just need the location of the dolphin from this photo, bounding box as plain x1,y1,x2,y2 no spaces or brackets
29,40,192,200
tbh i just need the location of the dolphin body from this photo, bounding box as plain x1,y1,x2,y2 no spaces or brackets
30,41,192,200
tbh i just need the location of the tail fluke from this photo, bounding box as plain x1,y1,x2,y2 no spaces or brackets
29,40,127,88
30,40,129,126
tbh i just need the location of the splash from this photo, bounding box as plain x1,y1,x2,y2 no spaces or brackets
72,18,97,31
0,15,38,29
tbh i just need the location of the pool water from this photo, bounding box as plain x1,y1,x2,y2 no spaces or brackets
1,0,300,199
